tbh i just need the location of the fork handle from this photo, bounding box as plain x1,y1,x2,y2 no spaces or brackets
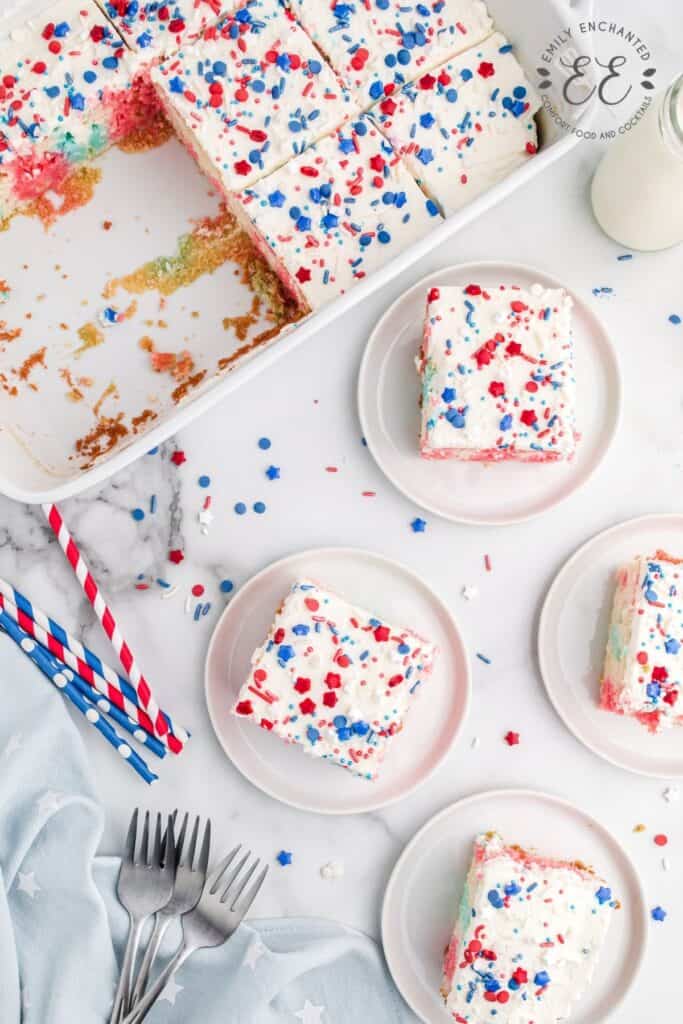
110,915,147,1024
129,911,172,1007
121,942,195,1024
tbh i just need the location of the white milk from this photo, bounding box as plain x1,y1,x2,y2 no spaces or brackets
591,74,683,251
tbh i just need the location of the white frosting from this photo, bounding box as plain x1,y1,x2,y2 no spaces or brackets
602,553,683,728
152,2,357,192
419,283,576,460
95,0,237,58
288,0,493,109
443,832,615,1023
369,32,540,216
231,579,436,779
233,114,442,311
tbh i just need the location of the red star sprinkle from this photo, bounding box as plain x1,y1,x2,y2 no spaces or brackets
325,672,341,689
299,698,316,715
296,267,311,283
168,549,184,564
489,381,505,397
171,450,186,466
504,731,520,746
323,691,338,708
520,409,537,426
294,678,311,694
478,61,495,78
374,625,390,642
235,700,253,716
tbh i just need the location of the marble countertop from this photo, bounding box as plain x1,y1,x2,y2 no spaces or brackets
1,0,681,1018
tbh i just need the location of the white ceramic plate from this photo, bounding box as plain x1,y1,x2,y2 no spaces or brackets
204,547,471,814
382,788,647,1024
358,261,621,526
539,513,683,778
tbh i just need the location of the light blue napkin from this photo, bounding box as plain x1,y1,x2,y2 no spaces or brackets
0,634,417,1023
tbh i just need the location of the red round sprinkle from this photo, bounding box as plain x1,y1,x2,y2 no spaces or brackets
48,41,61,54
428,287,440,303
254,668,267,683
168,17,186,32
636,651,648,664
191,584,204,597
304,597,319,611
235,700,253,715
497,991,510,1004
465,283,481,295
654,834,668,846
526,141,538,154
510,300,528,313
32,61,47,74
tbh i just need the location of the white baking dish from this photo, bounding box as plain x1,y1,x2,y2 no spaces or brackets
0,0,593,503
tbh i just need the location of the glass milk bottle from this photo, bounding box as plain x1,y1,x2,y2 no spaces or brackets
591,73,683,250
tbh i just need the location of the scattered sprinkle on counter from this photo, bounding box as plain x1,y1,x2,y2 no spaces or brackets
234,502,247,516
651,906,667,922
191,584,205,597
462,585,478,601
198,475,211,488
320,860,344,880
633,823,646,833
276,850,293,867
663,786,680,802
476,652,491,664
504,730,520,746
220,580,234,594
616,253,633,260
131,508,145,522
669,314,681,325
169,549,184,564
266,465,280,480
258,437,272,450
171,450,187,466
411,517,427,533
253,501,266,514
654,833,668,847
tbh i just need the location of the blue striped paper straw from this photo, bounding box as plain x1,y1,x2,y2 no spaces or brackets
0,611,158,786
0,576,185,742
33,639,166,761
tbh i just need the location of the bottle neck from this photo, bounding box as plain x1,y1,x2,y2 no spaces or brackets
660,73,683,160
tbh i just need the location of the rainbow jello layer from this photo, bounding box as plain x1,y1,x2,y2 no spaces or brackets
442,832,616,1023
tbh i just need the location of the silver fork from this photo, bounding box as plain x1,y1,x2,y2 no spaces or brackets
110,810,176,1024
129,814,211,1007
122,845,268,1024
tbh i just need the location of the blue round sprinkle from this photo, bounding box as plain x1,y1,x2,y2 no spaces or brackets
253,501,266,514
198,475,211,488
220,579,234,593
131,508,145,522
258,437,271,450
234,502,247,515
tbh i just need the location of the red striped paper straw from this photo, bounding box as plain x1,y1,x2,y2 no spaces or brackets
42,502,185,748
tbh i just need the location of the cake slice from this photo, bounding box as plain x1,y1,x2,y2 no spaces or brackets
0,0,143,211
369,32,540,216
442,832,617,1023
288,0,493,110
96,0,238,59
151,0,357,193
231,579,436,779
230,114,442,312
418,283,577,461
600,550,683,732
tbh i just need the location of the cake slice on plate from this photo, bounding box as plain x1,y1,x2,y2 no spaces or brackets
369,32,540,216
288,0,493,110
230,114,442,312
418,282,577,461
442,832,617,1023
600,550,683,732
151,0,357,193
231,579,436,779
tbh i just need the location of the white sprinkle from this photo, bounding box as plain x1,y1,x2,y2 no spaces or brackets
320,860,344,880
493,312,506,324
462,585,479,601
663,786,680,803
471,736,480,749
662,857,670,871
161,584,179,601
530,283,544,297
184,594,192,615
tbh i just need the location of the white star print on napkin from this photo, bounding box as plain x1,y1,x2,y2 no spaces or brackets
36,789,63,816
160,977,183,1005
295,1001,326,1024
243,939,267,970
16,871,40,898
